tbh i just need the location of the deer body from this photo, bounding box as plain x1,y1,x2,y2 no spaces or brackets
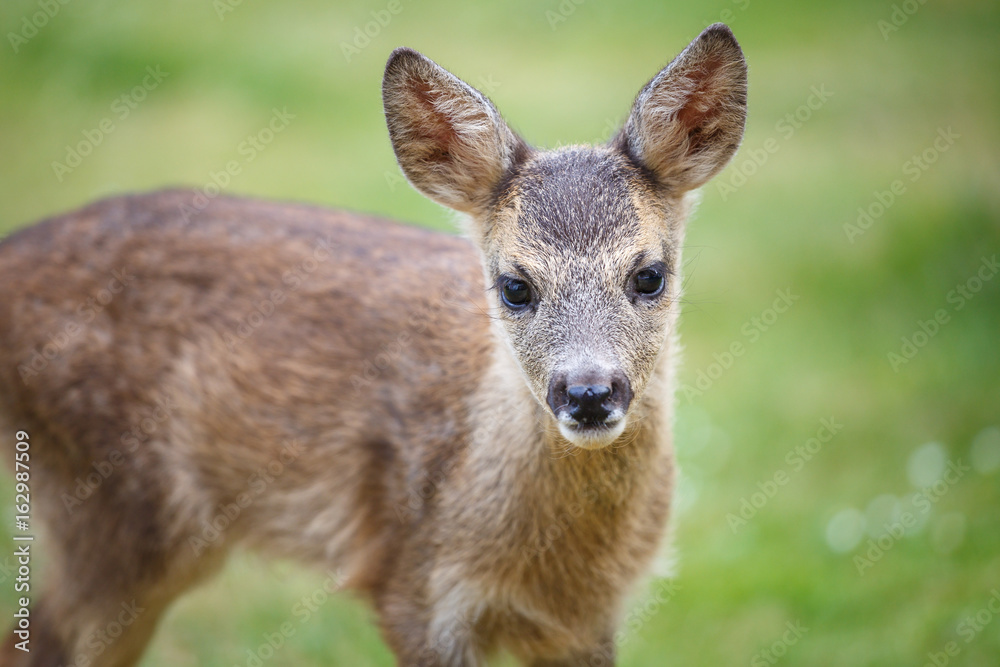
0,25,746,666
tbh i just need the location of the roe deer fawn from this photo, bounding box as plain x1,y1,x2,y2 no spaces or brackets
0,23,746,666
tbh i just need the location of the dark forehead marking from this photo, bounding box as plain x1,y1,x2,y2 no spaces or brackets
511,148,649,252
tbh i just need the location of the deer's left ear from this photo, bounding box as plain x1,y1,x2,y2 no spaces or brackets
615,24,748,193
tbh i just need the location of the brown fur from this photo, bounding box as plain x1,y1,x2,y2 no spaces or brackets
0,24,746,666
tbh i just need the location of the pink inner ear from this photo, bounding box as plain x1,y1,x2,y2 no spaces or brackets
674,56,726,136
410,79,458,161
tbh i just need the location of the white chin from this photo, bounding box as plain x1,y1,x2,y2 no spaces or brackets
557,419,627,450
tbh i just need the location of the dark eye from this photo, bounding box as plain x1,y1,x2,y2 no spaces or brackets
634,268,665,296
501,278,532,308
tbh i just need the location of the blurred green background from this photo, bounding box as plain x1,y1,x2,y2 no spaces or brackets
1,0,999,665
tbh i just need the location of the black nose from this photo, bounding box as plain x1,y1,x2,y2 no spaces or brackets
566,384,612,423
547,370,632,426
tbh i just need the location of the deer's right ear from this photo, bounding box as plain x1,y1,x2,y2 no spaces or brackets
382,48,528,216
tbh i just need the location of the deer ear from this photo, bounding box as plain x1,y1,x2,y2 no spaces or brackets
615,24,747,192
382,48,528,215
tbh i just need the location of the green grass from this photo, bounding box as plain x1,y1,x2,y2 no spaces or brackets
1,0,999,665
